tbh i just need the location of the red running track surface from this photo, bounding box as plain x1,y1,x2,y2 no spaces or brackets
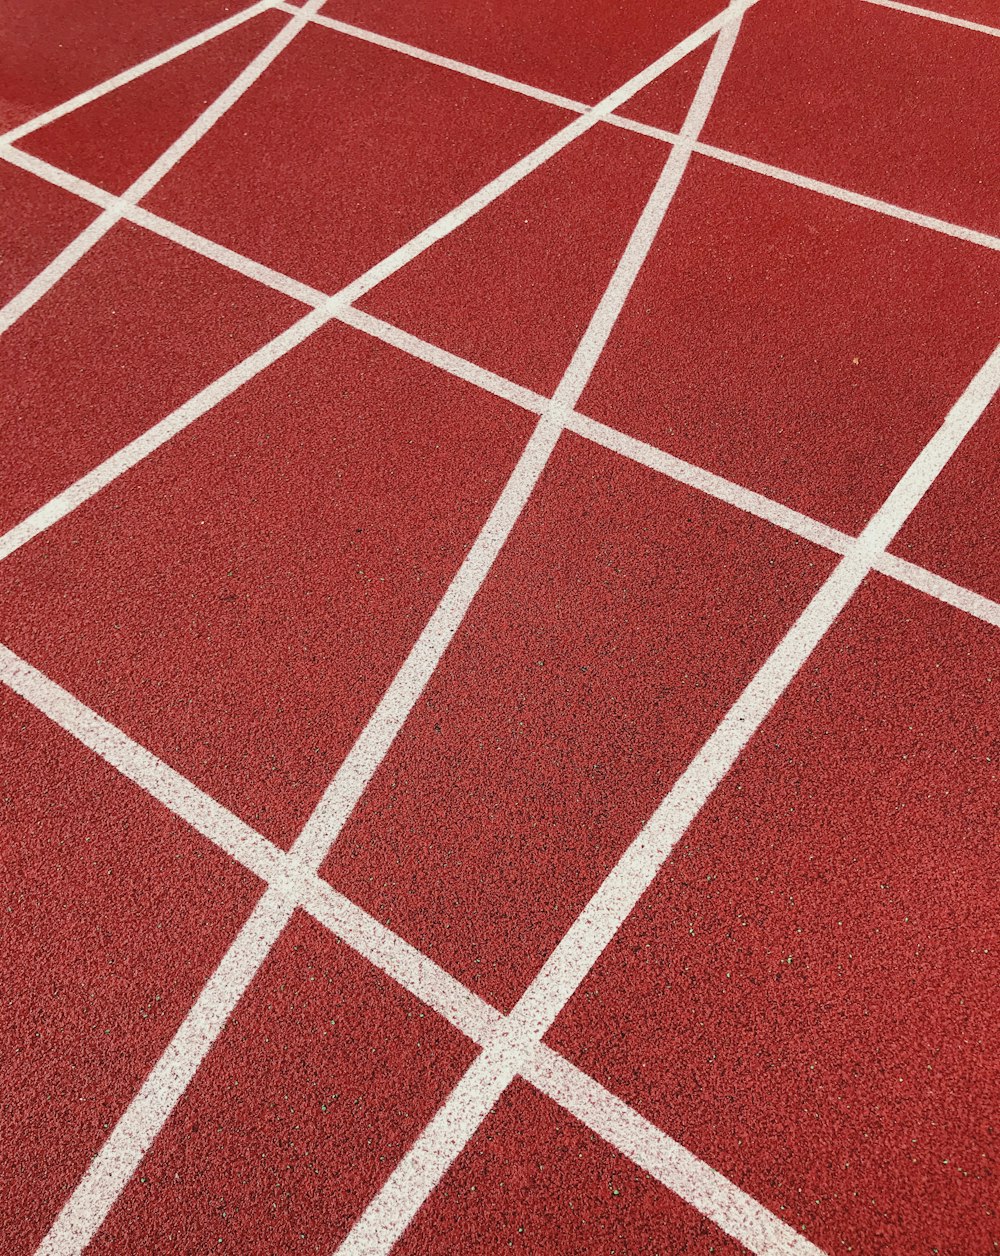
1,1,998,1253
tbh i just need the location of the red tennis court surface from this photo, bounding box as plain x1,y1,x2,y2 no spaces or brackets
1,1,998,1253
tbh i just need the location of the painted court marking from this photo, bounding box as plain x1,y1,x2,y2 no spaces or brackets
0,0,326,338
0,643,816,1256
3,0,997,1250
14,6,785,1254
336,337,1000,1254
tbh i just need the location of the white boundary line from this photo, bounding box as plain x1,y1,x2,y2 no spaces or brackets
333,12,755,1251
0,642,819,1255
0,0,277,145
0,0,744,552
261,0,1000,253
860,0,1000,36
0,0,324,338
337,314,1000,1251
2,146,999,635
24,9,769,1251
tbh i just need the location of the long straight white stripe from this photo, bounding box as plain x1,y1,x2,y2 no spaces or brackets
0,641,826,1255
0,0,322,338
0,0,276,145
7,144,1000,642
270,0,1000,254
527,1047,826,1256
343,337,1000,1255
0,0,747,555
859,0,1000,36
27,411,559,1256
333,12,753,1253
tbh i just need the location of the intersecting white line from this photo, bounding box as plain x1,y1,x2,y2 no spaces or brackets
338,319,1000,1254
268,0,1000,253
334,12,757,1252
14,8,764,1252
2,144,999,639
0,0,277,146
0,641,820,1256
0,0,325,340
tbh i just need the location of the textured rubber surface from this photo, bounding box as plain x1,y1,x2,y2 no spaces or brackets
2,0,999,1252
548,577,1000,1255
323,435,835,1010
90,912,476,1252
0,686,261,1253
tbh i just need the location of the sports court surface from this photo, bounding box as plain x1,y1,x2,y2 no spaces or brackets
2,0,999,1251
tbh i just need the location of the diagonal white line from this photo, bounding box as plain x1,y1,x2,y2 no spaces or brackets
5,143,999,639
261,0,1000,253
0,641,821,1254
859,0,1000,35
0,0,746,555
528,1046,826,1256
0,0,323,339
20,8,761,1251
333,12,756,1253
346,336,1000,1254
0,0,277,145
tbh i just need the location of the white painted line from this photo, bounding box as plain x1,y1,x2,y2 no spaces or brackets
33,889,295,1256
0,0,743,555
334,306,550,413
0,305,329,562
0,0,276,145
273,0,590,112
289,412,563,867
5,147,997,645
561,410,854,554
529,1046,827,1256
689,141,1000,253
332,11,755,1251
859,0,1000,36
0,0,323,338
873,553,1000,627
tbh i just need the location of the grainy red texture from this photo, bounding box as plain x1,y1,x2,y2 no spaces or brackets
17,10,286,194
701,0,1000,237
0,221,300,535
0,686,261,1256
580,155,1000,534
395,1080,745,1255
548,576,1000,1256
322,435,835,1010
0,0,246,132
318,0,721,103
0,159,97,305
360,123,666,394
144,23,568,293
891,392,1000,604
90,911,477,1253
0,321,536,848
620,42,712,134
